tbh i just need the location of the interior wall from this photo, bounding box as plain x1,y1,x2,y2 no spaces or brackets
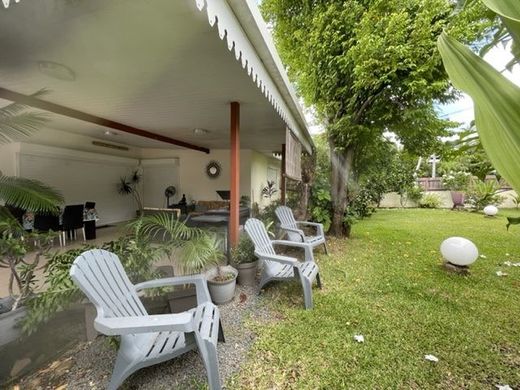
141,158,180,208
27,127,142,158
18,143,139,225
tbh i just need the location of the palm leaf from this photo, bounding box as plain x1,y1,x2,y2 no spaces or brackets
0,111,50,144
437,30,520,193
0,175,64,213
0,89,50,144
129,212,203,242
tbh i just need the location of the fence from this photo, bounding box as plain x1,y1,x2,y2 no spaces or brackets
417,175,512,191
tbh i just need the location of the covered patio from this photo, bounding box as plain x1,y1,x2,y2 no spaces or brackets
0,0,312,246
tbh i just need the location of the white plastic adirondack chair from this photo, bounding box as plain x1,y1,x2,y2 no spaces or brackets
275,205,329,255
244,218,321,309
70,249,223,390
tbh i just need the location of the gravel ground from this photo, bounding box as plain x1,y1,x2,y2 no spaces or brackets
16,285,272,390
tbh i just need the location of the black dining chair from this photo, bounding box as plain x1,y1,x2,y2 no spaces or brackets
61,204,85,245
5,204,25,226
34,213,63,246
85,201,96,210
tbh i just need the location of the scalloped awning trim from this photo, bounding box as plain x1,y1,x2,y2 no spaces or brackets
2,0,20,8
194,0,309,151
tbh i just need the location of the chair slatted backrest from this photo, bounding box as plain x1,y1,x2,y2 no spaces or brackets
275,206,301,242
245,219,277,268
62,205,84,230
70,249,147,319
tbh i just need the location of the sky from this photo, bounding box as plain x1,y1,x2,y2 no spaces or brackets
437,42,520,128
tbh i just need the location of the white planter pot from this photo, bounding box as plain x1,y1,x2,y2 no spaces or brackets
205,265,238,305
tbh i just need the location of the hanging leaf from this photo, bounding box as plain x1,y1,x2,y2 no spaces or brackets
437,31,520,193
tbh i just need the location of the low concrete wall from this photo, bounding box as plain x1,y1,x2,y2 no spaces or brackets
380,190,518,209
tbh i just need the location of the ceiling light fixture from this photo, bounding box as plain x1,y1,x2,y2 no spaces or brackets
104,130,118,136
193,128,209,136
38,61,76,81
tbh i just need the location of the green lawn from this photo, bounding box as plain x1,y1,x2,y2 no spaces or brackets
230,209,520,389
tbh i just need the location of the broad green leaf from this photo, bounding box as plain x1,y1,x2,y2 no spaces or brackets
438,32,520,193
0,175,64,213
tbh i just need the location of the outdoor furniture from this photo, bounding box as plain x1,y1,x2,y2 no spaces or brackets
33,213,63,246
244,218,321,309
61,204,85,245
5,204,25,226
275,205,329,255
70,249,223,390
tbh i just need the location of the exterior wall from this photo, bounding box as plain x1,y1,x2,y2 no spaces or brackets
380,190,518,209
250,150,281,208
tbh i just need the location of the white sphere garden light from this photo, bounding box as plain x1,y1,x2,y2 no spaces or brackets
440,237,479,267
483,205,498,217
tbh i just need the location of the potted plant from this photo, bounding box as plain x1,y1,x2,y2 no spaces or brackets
0,216,57,345
231,235,258,286
135,213,237,305
117,169,144,217
201,234,238,304
441,170,471,209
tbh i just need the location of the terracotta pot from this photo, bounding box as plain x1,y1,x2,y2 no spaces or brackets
450,191,465,209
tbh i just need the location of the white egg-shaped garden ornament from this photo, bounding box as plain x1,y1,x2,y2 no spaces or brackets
483,205,498,216
440,237,479,266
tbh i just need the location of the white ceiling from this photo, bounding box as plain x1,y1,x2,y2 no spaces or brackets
0,0,288,152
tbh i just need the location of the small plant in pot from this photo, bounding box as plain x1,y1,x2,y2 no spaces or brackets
231,235,258,287
199,234,238,305
136,213,238,305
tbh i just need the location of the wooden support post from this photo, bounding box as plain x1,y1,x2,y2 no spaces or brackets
230,102,240,248
281,143,286,205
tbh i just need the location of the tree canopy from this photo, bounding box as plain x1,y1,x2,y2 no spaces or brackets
262,0,494,235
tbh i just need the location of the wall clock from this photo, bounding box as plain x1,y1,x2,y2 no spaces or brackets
206,160,221,179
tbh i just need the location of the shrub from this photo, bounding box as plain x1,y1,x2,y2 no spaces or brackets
419,193,441,209
441,170,472,191
310,188,332,231
349,187,376,219
466,179,504,211
231,235,256,265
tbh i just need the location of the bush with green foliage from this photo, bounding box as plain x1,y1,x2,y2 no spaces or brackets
231,235,256,265
0,217,58,311
22,213,223,334
441,170,472,191
465,179,504,211
419,193,442,209
311,187,333,232
348,186,376,219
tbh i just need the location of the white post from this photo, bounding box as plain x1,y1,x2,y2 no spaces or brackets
427,154,440,178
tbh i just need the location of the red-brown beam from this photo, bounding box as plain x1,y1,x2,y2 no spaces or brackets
280,143,286,205
229,101,240,248
0,87,210,154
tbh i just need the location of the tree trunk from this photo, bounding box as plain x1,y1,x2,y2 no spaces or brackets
329,137,354,237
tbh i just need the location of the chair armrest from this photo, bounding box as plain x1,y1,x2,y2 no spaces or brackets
134,274,211,305
258,252,298,266
271,240,315,263
94,312,193,335
296,221,324,236
279,225,305,241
